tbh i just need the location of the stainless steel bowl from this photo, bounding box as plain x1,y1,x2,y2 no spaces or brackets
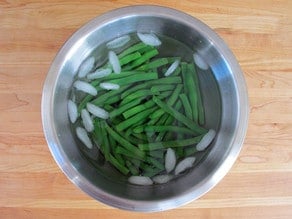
42,5,249,212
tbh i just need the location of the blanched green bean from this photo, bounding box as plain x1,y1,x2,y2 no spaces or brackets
115,146,143,160
150,84,175,93
97,121,111,161
108,72,158,86
118,42,148,58
138,135,203,151
126,160,139,175
116,108,155,132
142,166,163,178
122,99,156,119
154,99,182,142
123,49,159,70
121,85,174,105
135,125,197,135
147,150,165,159
179,93,193,120
186,63,199,123
192,63,205,125
146,157,165,170
105,123,145,159
184,146,199,157
92,71,138,83
119,52,141,66
152,97,207,134
150,84,183,119
121,76,182,99
137,58,169,71
91,85,130,106
109,98,143,118
108,154,129,175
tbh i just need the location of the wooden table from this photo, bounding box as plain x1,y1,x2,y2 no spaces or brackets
1,1,291,218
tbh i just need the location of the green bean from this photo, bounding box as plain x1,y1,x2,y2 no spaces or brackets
151,99,182,128
108,154,129,175
115,108,155,132
126,160,140,175
121,88,169,106
176,147,184,158
181,62,189,96
122,99,156,119
152,97,207,134
120,89,154,105
175,121,184,158
157,90,173,99
153,100,182,143
108,72,158,86
184,145,199,157
192,64,205,125
131,133,149,142
147,150,165,159
136,58,169,71
142,166,163,178
163,84,183,105
150,84,183,119
167,57,181,63
173,97,183,111
77,82,105,112
150,84,176,93
124,126,146,142
78,95,93,113
103,94,120,106
118,42,148,58
147,113,167,127
104,123,145,159
121,76,182,99
108,129,116,148
115,146,140,160
103,104,114,112
92,119,103,147
122,131,146,145
138,135,203,151
107,135,125,166
109,98,143,118
128,159,141,169
124,49,159,70
119,52,141,66
98,121,111,160
91,85,130,106
186,63,199,123
114,153,125,166
137,45,155,54
179,93,193,120
154,76,182,84
110,116,123,126
90,71,137,84
171,66,181,76
146,157,165,170
132,126,143,134
181,62,193,114
163,132,174,142
146,116,161,126
136,125,197,135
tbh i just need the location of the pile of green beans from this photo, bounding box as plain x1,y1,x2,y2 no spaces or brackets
75,41,207,177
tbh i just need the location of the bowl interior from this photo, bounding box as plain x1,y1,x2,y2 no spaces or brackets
43,6,248,212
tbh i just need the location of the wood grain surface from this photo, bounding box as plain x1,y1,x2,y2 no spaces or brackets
0,1,291,218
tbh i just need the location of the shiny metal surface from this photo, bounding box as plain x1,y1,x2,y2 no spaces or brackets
42,5,249,212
